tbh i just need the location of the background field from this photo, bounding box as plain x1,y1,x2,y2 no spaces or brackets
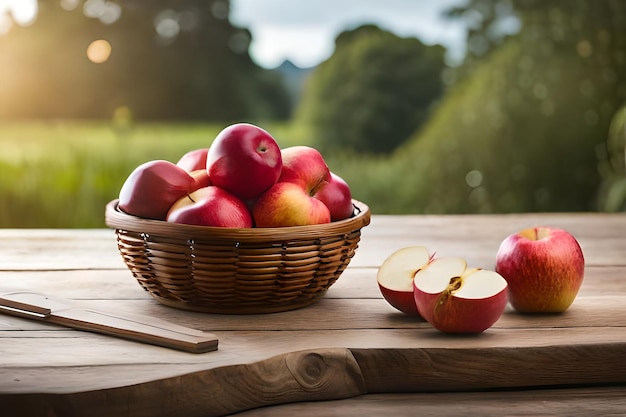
1,2,624,228
0,121,313,227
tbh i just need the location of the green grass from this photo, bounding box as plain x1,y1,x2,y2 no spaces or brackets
0,116,615,228
0,120,316,228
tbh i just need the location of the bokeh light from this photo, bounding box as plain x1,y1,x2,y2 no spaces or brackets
86,39,112,63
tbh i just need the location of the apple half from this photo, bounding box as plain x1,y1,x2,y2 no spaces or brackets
413,258,508,333
377,246,434,316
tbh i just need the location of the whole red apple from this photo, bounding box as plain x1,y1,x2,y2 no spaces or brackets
118,160,195,220
495,226,585,313
206,123,282,201
176,148,209,173
166,186,253,228
376,245,434,316
252,182,330,227
279,146,330,192
315,172,354,221
414,258,508,333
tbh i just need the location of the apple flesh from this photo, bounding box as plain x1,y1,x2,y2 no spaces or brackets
376,246,433,316
118,160,195,220
414,258,508,333
252,182,331,227
167,186,253,228
315,172,354,221
176,148,209,173
207,123,282,201
495,226,585,313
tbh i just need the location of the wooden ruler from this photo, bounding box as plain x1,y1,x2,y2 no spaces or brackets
0,291,218,353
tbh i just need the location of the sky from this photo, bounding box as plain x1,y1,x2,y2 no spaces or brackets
230,0,469,68
1,0,469,69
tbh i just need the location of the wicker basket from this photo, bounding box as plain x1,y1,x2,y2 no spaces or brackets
105,199,370,314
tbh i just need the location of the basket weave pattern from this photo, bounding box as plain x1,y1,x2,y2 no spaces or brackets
105,199,370,314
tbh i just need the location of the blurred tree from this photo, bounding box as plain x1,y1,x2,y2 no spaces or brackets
0,0,290,121
383,0,626,213
444,0,519,74
296,25,446,154
597,105,626,211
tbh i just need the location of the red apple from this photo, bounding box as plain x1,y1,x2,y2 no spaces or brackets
190,169,212,191
315,172,354,221
413,258,508,333
376,246,435,316
176,148,209,173
252,182,330,227
495,226,585,313
206,123,282,201
279,146,331,192
166,186,253,228
118,160,195,220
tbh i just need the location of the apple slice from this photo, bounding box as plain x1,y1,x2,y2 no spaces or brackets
413,258,508,333
377,246,434,316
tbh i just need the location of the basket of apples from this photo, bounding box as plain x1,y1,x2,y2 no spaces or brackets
105,123,370,314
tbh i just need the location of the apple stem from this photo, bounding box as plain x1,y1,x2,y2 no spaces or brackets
187,194,196,203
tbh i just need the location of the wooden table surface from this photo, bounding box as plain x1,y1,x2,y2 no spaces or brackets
1,213,625,416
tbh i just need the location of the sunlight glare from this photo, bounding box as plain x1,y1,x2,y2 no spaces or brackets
0,0,37,29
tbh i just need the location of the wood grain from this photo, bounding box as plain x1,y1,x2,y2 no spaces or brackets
1,213,625,416
228,387,626,417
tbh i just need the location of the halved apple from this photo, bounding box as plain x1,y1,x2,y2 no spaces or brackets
413,258,508,333
377,246,434,316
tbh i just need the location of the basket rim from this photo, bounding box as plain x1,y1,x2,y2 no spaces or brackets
105,198,370,241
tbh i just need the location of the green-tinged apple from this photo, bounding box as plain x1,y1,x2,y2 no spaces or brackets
176,148,209,173
376,246,435,316
495,226,585,313
190,169,212,191
206,123,282,201
166,186,253,227
118,160,195,220
413,258,508,333
279,146,331,191
252,182,330,227
315,172,354,221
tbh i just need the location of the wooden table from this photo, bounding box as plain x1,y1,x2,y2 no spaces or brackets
1,213,625,416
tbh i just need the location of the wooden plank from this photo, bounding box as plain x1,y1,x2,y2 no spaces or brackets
2,263,624,302
2,326,626,393
227,388,626,417
0,215,625,416
1,296,625,333
353,233,626,268
1,213,625,271
0,292,218,353
1,343,625,417
0,229,124,271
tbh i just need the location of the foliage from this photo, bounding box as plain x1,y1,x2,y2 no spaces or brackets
358,0,626,214
0,1,290,121
597,106,626,211
296,25,446,154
